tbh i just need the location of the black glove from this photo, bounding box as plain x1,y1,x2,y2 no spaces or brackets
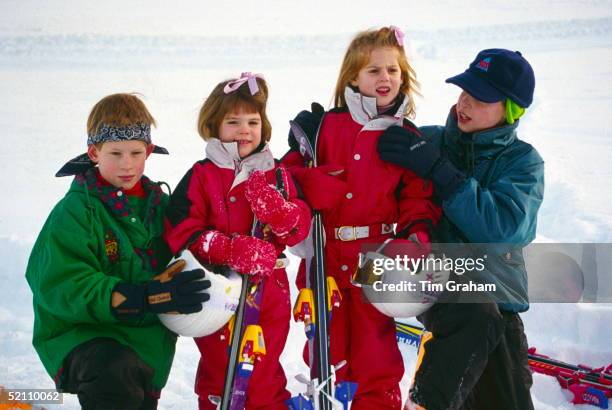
288,102,325,152
377,126,440,176
378,125,466,200
112,268,211,319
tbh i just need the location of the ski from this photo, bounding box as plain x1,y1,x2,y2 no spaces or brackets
394,321,612,409
288,120,350,410
528,347,612,408
218,168,287,410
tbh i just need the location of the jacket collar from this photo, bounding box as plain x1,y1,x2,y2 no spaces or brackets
73,168,163,224
444,105,519,157
343,86,407,130
205,139,275,190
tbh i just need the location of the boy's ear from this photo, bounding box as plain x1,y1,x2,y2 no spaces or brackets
146,144,154,158
87,145,99,163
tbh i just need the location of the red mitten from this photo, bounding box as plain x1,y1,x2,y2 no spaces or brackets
276,202,311,246
189,230,232,266
290,164,348,211
189,231,277,279
408,230,432,256
229,235,277,279
380,230,433,266
381,238,425,261
245,170,301,236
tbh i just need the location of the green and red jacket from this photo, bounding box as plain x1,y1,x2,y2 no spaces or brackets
25,168,175,389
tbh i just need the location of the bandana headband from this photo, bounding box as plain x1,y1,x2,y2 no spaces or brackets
389,25,405,47
223,72,265,95
87,123,152,146
55,123,168,177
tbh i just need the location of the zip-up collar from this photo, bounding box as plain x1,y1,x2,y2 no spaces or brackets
343,86,408,131
442,105,520,176
444,105,519,156
205,138,275,190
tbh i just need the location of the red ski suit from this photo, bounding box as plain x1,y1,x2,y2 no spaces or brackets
283,88,441,409
164,140,311,409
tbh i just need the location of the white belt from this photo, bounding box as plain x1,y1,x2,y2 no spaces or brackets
333,223,394,242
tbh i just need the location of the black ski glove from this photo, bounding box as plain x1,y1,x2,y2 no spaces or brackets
112,265,211,320
288,102,325,152
378,125,466,200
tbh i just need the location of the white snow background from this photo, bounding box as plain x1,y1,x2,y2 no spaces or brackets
1,1,611,408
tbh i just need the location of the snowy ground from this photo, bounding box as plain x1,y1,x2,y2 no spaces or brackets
1,1,611,409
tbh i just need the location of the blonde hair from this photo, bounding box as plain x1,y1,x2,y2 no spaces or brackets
333,26,420,118
87,93,156,137
197,77,272,142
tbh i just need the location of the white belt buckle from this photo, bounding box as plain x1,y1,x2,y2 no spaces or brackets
337,226,357,241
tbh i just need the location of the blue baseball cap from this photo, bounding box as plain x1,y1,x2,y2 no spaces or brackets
446,49,535,108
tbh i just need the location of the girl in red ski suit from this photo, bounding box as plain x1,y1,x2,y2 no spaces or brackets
283,27,441,409
164,73,311,409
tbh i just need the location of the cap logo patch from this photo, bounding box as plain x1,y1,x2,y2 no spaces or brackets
476,57,491,72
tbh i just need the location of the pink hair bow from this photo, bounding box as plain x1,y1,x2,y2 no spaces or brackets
223,72,264,95
390,25,405,47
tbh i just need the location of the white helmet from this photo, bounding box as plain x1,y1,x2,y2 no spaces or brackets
354,239,450,318
158,251,242,337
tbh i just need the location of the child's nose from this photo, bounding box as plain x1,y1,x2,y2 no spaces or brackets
458,92,471,108
120,156,133,169
239,123,250,134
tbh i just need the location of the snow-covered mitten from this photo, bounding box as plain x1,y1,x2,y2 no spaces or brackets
189,230,277,279
229,235,277,279
245,169,300,236
290,164,348,211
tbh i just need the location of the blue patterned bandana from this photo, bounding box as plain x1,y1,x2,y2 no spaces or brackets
56,123,169,177
87,123,152,146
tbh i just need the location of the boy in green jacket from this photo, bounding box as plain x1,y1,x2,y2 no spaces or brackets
26,93,210,409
